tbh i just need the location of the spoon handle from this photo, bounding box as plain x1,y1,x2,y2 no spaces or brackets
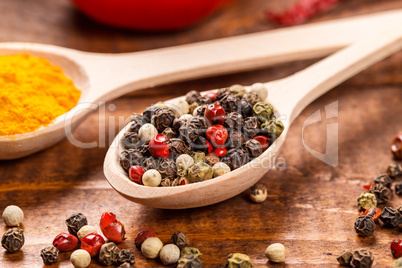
270,27,402,123
78,10,402,102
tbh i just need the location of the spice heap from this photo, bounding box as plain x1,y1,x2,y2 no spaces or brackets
120,83,284,187
0,54,81,136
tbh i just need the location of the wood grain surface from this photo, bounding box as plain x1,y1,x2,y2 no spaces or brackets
1,0,402,267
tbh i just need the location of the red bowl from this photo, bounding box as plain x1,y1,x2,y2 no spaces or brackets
71,0,233,31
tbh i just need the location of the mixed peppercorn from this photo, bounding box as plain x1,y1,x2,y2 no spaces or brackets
120,84,284,187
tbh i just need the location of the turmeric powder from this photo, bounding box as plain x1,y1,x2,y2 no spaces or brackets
0,54,81,136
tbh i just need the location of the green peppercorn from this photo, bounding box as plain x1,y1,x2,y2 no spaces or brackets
187,162,213,183
225,253,253,268
253,102,274,122
177,254,202,268
261,119,284,139
229,84,246,98
181,247,202,259
191,151,206,164
357,193,377,211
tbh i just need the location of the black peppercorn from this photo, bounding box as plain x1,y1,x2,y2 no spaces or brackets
351,248,374,268
66,213,88,237
151,108,176,132
99,242,120,266
142,156,159,170
242,91,261,104
379,207,402,228
168,138,190,156
216,87,230,101
162,127,178,140
120,149,144,171
139,144,151,157
243,117,260,138
173,118,186,132
179,117,207,143
195,96,212,105
118,249,136,265
354,216,375,236
129,113,146,133
41,246,59,265
337,249,352,266
387,163,402,179
1,227,24,253
373,174,392,189
189,136,210,153
395,182,402,195
369,184,392,204
220,94,240,113
192,105,207,117
171,231,190,250
143,106,160,123
224,112,244,131
226,131,245,149
185,90,201,104
118,263,134,268
243,139,262,158
240,99,254,118
221,148,248,170
121,132,142,149
157,158,177,179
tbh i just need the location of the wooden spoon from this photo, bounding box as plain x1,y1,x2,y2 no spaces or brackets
104,27,402,209
1,10,402,160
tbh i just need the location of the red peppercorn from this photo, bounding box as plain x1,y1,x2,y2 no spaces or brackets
129,165,145,184
214,147,227,157
391,238,402,258
206,125,228,147
135,230,157,249
100,212,126,243
204,103,225,125
81,234,105,257
204,92,217,102
149,134,170,158
363,183,376,191
392,134,402,160
360,207,381,222
252,136,270,151
206,140,213,154
53,233,78,252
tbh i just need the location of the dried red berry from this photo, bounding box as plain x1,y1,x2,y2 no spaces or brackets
100,212,118,230
360,207,382,222
214,147,227,157
392,134,402,160
363,183,376,191
391,238,402,258
149,134,170,158
81,234,105,257
204,103,225,125
206,125,228,147
129,165,145,184
102,222,126,243
206,140,213,154
53,233,78,252
100,212,126,243
252,135,270,151
204,92,217,102
135,230,157,249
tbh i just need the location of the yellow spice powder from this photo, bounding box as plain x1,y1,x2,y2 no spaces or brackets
0,54,81,136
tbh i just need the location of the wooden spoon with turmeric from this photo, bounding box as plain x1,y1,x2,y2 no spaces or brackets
0,10,401,160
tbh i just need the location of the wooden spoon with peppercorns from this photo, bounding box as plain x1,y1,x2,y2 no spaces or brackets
104,26,402,209
1,10,402,160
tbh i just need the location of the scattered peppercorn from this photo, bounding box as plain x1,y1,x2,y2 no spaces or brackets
53,232,79,252
99,242,120,266
265,243,286,263
160,244,181,265
41,246,59,265
66,213,88,237
351,248,373,268
250,184,268,203
225,253,253,268
373,174,392,188
1,227,24,253
177,254,203,268
181,247,202,259
171,231,190,250
360,208,381,222
354,216,375,237
81,233,105,257
387,163,402,179
141,237,163,259
71,249,91,268
379,207,402,228
2,205,24,227
117,249,135,265
337,249,352,266
77,225,97,241
391,238,402,258
369,184,392,204
357,193,377,211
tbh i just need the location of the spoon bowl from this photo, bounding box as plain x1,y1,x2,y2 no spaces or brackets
104,27,402,209
1,10,402,159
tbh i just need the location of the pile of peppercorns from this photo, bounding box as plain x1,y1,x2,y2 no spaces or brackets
119,83,284,187
337,135,402,267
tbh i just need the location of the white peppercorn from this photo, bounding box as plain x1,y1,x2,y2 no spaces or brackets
179,114,193,122
77,225,97,241
212,162,231,178
265,243,285,263
142,169,162,187
141,237,163,259
250,184,267,203
138,123,158,143
2,205,24,227
250,82,268,101
159,244,180,265
70,249,91,268
176,154,195,170
193,106,205,117
165,99,189,116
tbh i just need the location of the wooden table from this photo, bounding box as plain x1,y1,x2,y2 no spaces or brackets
1,0,402,267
